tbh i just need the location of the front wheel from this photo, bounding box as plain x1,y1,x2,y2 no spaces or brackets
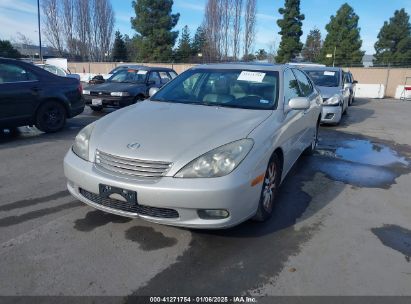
253,154,281,222
35,101,66,133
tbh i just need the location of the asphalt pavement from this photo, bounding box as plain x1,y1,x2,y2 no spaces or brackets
0,98,410,297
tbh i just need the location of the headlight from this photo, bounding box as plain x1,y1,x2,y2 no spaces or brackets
72,123,95,161
175,139,254,178
111,92,130,97
82,90,90,95
323,94,340,105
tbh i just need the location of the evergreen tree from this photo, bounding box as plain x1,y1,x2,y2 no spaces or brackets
175,25,192,62
302,28,322,62
112,31,128,62
0,40,21,59
321,3,364,66
275,0,305,63
191,26,207,56
255,49,268,61
374,9,411,66
131,0,180,62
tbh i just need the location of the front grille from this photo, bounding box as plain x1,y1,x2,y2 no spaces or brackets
95,150,172,178
90,91,111,96
79,188,179,219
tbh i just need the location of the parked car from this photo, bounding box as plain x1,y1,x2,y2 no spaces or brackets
88,65,147,84
302,67,350,125
64,63,322,228
82,66,177,111
0,57,84,133
343,70,357,105
36,63,81,81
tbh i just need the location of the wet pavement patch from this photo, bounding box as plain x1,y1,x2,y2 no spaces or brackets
372,225,411,262
74,210,132,232
313,130,411,188
125,226,177,251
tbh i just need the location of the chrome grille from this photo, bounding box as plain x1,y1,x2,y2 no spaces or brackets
95,150,172,178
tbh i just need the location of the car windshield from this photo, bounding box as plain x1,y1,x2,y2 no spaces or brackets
151,69,279,110
305,70,340,87
108,69,147,83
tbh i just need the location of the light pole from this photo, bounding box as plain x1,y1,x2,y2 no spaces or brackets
37,0,43,61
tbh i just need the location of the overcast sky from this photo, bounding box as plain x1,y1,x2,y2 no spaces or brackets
1,0,410,55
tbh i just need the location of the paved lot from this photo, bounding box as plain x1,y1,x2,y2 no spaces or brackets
0,98,410,296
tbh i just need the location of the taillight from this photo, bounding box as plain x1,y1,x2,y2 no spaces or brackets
78,82,83,95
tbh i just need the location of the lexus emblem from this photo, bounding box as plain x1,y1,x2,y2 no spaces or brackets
127,142,141,150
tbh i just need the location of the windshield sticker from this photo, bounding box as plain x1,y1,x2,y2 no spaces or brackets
137,70,148,75
324,71,335,76
260,99,270,104
238,71,266,82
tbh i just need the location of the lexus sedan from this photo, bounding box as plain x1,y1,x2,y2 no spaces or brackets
64,64,322,229
302,67,350,125
82,66,177,111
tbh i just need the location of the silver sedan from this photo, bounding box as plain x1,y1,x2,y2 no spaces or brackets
64,64,322,229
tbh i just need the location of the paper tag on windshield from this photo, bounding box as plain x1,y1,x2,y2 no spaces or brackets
324,71,335,76
238,71,266,82
137,70,148,75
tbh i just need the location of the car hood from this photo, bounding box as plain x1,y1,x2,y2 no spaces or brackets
89,101,272,170
85,82,145,92
317,86,341,99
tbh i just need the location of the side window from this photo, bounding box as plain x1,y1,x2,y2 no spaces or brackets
0,63,37,84
293,69,313,97
148,71,161,85
169,71,177,79
283,69,301,105
159,71,172,84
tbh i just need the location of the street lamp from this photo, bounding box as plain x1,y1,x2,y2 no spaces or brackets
37,0,43,61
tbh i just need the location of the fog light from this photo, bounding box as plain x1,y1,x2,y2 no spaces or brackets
198,209,229,220
325,113,335,119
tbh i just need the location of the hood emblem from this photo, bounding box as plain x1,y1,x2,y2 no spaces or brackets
127,142,141,150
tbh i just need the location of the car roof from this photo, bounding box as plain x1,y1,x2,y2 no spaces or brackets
192,62,289,72
300,66,342,72
114,65,174,72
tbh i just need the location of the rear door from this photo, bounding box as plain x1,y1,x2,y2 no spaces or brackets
0,63,40,125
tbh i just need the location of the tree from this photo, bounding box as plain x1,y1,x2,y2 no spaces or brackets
244,0,257,58
42,0,64,56
204,0,223,61
374,9,411,66
255,49,268,61
232,0,243,60
131,0,180,62
0,40,21,59
276,0,305,63
302,28,322,62
175,25,192,62
90,0,115,61
192,26,207,56
321,3,364,66
112,31,128,61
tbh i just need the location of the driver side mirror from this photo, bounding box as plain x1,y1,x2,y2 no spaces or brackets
149,87,159,97
353,80,358,84
288,97,310,111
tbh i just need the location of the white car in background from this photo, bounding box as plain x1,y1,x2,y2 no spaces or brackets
37,64,80,81
64,63,322,229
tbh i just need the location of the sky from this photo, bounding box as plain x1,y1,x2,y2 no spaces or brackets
0,0,411,55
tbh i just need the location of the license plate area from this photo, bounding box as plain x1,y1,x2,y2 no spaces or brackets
99,184,137,205
92,99,102,106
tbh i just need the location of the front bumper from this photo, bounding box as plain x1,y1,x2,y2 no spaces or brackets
84,95,135,108
63,149,260,229
320,105,342,124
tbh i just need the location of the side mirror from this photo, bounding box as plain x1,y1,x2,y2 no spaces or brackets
289,97,310,111
353,80,358,84
147,80,156,86
149,87,159,97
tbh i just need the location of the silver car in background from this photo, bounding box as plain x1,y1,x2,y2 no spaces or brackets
302,67,350,125
64,63,322,229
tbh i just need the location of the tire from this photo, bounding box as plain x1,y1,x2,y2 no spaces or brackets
35,101,66,133
253,153,281,222
90,105,103,112
304,122,319,155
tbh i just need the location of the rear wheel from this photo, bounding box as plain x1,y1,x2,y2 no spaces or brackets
35,101,66,133
253,154,281,222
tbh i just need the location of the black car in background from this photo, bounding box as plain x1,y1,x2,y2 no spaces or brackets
82,66,177,111
0,58,84,133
